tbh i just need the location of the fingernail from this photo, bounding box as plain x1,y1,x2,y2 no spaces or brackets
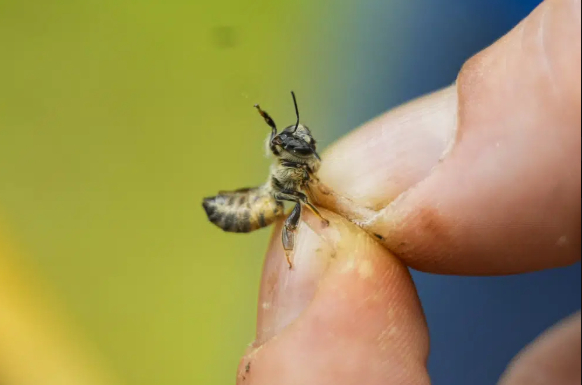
318,86,458,210
254,213,337,346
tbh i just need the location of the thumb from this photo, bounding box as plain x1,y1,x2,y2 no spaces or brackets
314,0,581,275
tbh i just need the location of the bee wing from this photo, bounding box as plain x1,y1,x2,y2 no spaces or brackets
217,187,256,196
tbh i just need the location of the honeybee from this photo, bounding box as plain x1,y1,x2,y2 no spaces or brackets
202,92,328,268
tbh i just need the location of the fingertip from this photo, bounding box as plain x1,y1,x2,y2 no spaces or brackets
499,311,581,385
377,0,582,274
315,0,581,275
242,210,430,384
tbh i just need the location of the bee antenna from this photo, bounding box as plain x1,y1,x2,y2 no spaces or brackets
291,91,300,133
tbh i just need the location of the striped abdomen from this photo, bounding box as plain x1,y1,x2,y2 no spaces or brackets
202,186,284,233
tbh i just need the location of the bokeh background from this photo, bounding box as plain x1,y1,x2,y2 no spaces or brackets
0,0,579,384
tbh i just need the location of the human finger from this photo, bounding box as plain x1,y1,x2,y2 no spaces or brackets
236,210,430,385
313,0,581,275
498,311,581,385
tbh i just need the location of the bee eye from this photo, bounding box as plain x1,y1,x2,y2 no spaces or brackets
293,146,312,155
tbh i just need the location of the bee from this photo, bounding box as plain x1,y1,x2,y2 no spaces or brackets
202,91,328,268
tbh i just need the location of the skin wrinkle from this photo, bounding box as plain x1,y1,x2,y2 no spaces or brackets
310,180,372,219
238,337,273,383
316,146,457,265
438,83,459,161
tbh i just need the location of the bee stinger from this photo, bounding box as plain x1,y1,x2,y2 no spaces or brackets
202,91,329,269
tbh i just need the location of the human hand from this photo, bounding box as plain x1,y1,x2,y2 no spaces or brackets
237,0,581,383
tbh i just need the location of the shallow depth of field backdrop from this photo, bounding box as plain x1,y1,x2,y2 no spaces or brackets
0,1,579,385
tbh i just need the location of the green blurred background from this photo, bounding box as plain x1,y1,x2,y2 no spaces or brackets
0,1,345,384
2,1,580,385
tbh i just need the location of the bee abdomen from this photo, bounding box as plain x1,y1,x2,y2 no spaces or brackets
202,187,284,233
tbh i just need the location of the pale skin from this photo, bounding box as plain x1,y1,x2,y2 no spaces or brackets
237,0,581,384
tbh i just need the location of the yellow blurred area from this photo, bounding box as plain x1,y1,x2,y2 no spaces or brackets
0,226,120,385
0,0,331,383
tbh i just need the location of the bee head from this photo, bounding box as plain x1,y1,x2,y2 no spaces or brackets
271,91,320,161
273,124,319,159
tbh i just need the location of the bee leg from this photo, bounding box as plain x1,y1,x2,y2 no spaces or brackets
303,201,329,226
254,104,280,155
274,191,329,226
281,203,301,269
